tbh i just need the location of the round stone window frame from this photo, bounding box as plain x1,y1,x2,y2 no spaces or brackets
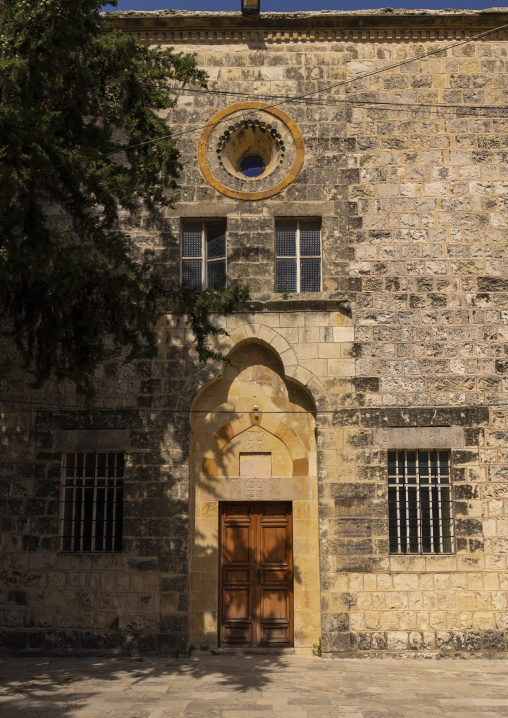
198,102,305,201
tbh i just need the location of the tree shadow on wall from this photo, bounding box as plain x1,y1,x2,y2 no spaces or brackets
11,330,315,715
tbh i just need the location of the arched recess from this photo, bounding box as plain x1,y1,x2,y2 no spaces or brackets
175,325,332,414
188,339,321,652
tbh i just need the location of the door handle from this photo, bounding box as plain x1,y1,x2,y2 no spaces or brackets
257,568,261,585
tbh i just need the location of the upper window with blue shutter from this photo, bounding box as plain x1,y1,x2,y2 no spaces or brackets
181,220,227,291
275,220,321,293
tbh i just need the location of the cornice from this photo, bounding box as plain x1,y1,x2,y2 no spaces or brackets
239,295,353,313
106,9,508,45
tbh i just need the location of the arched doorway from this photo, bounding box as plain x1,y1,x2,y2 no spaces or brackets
189,339,320,652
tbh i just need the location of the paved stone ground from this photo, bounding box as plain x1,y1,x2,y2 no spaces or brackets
1,653,508,718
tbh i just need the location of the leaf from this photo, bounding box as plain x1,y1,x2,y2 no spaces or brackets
0,0,248,402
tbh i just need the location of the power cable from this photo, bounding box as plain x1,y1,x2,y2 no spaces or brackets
277,21,508,103
162,83,508,114
2,396,502,413
32,19,508,169
166,85,508,120
125,19,508,150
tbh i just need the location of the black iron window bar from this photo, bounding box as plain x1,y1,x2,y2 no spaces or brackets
61,452,124,552
388,450,453,554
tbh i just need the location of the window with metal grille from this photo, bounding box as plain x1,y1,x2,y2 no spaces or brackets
388,450,453,554
275,220,321,293
61,452,124,552
181,220,226,290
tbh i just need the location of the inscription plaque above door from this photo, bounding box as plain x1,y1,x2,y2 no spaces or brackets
219,502,293,647
239,453,272,478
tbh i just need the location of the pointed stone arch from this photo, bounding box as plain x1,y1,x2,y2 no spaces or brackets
187,336,321,652
176,324,332,414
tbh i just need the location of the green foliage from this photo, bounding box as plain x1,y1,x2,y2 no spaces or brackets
0,0,248,398
169,283,250,364
312,636,322,657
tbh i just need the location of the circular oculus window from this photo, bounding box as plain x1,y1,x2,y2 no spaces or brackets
198,102,304,201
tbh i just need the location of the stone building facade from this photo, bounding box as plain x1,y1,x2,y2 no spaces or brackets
3,8,508,655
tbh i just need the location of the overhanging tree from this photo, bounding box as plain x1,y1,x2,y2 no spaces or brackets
0,0,249,398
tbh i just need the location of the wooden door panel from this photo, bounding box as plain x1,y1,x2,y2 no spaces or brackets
225,569,250,582
260,526,287,562
261,590,287,618
261,626,290,643
223,624,252,643
224,526,250,562
220,503,254,645
258,503,292,645
223,588,250,619
262,570,288,583
220,502,293,647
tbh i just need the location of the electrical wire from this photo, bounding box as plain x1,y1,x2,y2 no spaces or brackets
125,19,508,151
153,83,508,121
2,397,502,413
31,19,508,169
162,83,508,113
169,85,508,121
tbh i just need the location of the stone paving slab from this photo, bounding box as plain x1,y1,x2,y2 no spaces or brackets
1,654,508,718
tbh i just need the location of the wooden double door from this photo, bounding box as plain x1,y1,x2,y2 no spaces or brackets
219,502,293,647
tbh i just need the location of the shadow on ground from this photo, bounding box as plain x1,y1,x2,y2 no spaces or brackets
0,653,289,718
4,653,508,718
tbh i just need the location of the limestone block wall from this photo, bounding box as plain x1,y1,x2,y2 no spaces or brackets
0,408,191,654
3,9,508,655
339,27,508,653
146,10,508,654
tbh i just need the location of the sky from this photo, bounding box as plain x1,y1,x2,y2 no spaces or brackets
102,0,503,13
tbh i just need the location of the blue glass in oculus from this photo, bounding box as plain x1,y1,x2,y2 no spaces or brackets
240,154,265,178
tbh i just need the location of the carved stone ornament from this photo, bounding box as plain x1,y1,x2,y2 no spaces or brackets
197,102,304,200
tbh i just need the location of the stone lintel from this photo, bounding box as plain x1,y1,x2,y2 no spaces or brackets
239,296,352,313
374,426,464,450
172,201,335,218
54,429,131,451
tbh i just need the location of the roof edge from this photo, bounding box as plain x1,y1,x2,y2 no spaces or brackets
103,8,508,44
102,8,508,19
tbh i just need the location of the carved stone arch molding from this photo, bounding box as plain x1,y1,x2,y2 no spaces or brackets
176,325,332,413
187,337,322,652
